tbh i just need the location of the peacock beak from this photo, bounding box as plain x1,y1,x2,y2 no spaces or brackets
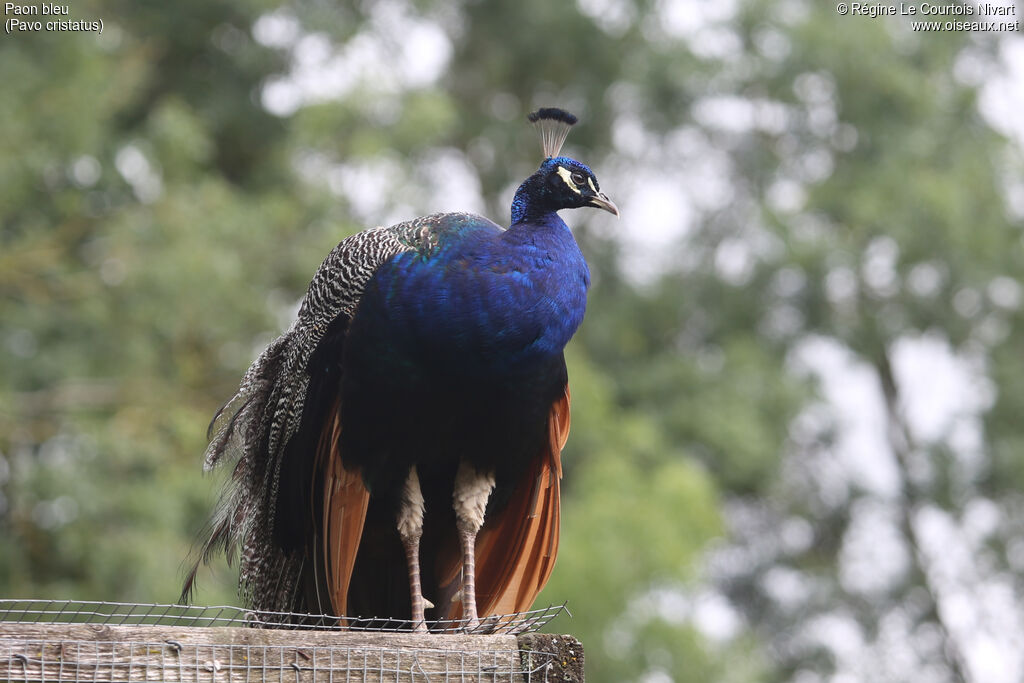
588,192,620,217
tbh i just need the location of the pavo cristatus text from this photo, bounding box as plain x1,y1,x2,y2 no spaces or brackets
183,108,618,630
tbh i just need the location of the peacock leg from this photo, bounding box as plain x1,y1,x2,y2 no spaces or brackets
397,467,429,632
452,460,496,631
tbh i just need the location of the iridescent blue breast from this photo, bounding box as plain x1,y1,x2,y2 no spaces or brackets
352,212,589,377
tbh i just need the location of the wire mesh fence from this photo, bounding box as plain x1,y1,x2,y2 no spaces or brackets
0,599,568,634
0,600,579,682
1,637,558,682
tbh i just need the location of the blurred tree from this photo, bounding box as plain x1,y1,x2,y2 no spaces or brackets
673,3,1023,682
3,0,1022,682
0,0,324,604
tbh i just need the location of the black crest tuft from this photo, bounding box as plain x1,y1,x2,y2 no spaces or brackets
528,107,578,158
527,108,579,126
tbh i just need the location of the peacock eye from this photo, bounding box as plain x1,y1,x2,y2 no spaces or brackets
570,172,586,185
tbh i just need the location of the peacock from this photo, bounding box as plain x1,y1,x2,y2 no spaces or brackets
182,108,618,631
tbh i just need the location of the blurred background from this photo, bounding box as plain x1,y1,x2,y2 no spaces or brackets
2,0,1023,681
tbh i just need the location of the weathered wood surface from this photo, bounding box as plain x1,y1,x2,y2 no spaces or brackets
0,623,582,682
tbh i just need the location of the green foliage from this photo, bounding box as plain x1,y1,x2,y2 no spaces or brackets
539,349,732,680
2,1,1023,681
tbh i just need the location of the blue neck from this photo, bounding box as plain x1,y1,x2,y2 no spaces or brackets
511,175,551,224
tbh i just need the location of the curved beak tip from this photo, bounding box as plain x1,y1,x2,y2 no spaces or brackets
590,193,620,218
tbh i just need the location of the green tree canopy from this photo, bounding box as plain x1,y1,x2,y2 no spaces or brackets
2,1,1022,681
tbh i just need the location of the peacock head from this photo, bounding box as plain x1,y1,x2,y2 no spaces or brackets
511,108,619,222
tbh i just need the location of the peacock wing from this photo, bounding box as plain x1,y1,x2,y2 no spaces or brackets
437,385,570,621
317,395,370,619
184,213,484,614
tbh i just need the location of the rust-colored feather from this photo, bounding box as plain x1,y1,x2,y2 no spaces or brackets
318,400,369,617
439,386,570,618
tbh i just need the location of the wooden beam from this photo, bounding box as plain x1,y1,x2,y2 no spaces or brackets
0,623,583,682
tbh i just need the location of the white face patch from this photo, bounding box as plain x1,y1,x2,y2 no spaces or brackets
556,166,582,195
587,177,597,193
